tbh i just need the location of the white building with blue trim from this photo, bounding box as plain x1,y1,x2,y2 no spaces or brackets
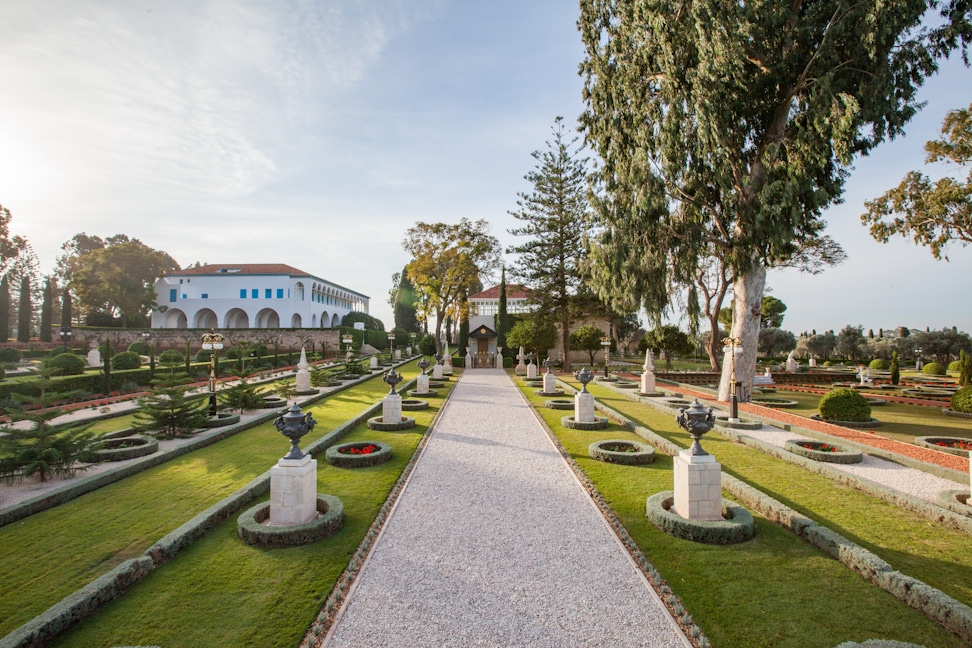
151,264,369,329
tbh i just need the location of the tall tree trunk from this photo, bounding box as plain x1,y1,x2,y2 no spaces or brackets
718,264,765,402
561,315,570,370
706,311,722,372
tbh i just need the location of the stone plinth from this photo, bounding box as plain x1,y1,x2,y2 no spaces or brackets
370,357,379,369
575,391,595,424
641,371,656,393
417,373,430,392
443,361,454,375
543,372,556,393
465,350,473,369
527,364,538,379
673,450,722,521
87,349,102,367
270,454,318,526
382,392,403,425
395,349,401,360
432,363,444,379
495,348,504,369
296,368,312,392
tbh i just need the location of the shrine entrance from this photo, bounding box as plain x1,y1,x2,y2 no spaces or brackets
468,318,498,369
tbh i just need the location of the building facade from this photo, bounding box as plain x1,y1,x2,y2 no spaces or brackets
151,264,369,330
468,284,534,317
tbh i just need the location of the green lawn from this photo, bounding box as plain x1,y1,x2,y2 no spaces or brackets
0,362,422,638
50,373,456,648
523,381,966,647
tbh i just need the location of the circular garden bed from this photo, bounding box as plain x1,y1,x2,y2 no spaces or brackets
615,382,639,389
942,408,972,420
937,490,972,518
864,397,887,406
401,399,430,411
90,436,159,462
810,414,881,428
546,399,574,410
238,493,344,548
752,397,800,408
714,416,762,430
325,441,392,468
535,389,565,397
914,435,972,456
645,491,755,545
561,415,608,430
595,376,618,382
408,389,438,398
664,399,692,407
200,411,241,428
259,396,288,409
588,439,654,465
367,416,416,431
784,439,863,464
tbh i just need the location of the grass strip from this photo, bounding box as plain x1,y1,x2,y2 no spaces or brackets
47,375,458,648
0,362,420,638
519,382,965,648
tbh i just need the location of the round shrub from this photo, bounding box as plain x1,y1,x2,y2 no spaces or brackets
112,351,142,371
868,358,888,371
0,365,5,381
0,347,22,363
195,349,216,362
127,341,150,356
46,352,86,376
158,349,185,365
48,346,73,357
823,360,834,366
923,362,947,376
249,343,268,358
949,360,963,372
818,388,872,422
952,386,972,414
224,347,247,360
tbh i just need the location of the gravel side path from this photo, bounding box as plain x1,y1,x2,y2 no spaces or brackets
326,369,690,648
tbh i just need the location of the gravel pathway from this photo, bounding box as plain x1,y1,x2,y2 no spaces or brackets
325,369,690,648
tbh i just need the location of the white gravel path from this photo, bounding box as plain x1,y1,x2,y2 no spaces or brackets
326,369,690,648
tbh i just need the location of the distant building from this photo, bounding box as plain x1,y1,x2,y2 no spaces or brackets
151,264,369,329
468,284,535,317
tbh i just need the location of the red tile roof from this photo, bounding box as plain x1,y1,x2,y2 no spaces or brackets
168,264,313,277
469,284,532,300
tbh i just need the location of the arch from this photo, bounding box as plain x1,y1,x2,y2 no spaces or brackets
165,308,188,328
311,313,317,327
291,313,302,328
256,308,280,328
225,308,250,329
193,308,218,329
321,311,329,328
331,313,340,328
294,282,305,301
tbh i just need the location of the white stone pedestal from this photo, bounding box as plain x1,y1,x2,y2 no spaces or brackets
575,391,595,423
527,363,538,379
296,368,312,392
370,357,379,369
641,371,656,393
495,348,504,369
809,357,817,367
465,349,473,369
673,450,723,521
417,374,430,392
543,372,556,392
270,454,318,526
382,392,403,424
443,360,454,375
395,349,401,360
515,346,527,375
87,349,102,367
432,363,444,379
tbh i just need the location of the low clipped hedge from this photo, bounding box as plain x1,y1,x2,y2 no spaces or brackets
819,388,871,422
949,360,964,372
588,439,655,465
0,347,23,363
127,341,150,356
784,439,863,464
560,415,608,430
951,386,972,414
545,398,574,410
0,367,155,401
90,436,159,462
645,490,755,545
325,441,393,468
237,493,344,548
922,362,947,376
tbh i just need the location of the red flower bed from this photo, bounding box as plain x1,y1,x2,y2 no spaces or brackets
936,440,972,451
341,444,378,455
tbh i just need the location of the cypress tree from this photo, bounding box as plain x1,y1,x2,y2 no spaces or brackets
497,266,509,350
458,289,470,356
0,276,9,342
17,275,30,342
393,265,420,332
39,279,53,342
102,339,113,395
185,339,192,376
61,288,72,328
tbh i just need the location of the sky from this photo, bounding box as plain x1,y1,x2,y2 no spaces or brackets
0,0,970,336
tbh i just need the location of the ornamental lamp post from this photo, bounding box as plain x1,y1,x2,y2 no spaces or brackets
410,332,416,354
601,336,611,378
388,331,396,358
201,331,224,417
722,336,743,422
342,333,355,368
59,326,73,345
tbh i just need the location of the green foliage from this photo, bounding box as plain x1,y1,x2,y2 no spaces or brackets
497,266,509,349
570,324,607,365
127,341,150,356
17,274,30,342
248,343,267,358
0,275,9,342
417,334,437,357
0,347,22,363
505,318,557,358
836,325,868,362
757,327,797,357
40,279,54,343
890,352,901,385
960,350,972,386
819,388,872,423
340,311,385,331
218,374,264,414
158,349,184,365
923,362,947,376
390,265,421,333
111,351,142,371
45,352,86,376
195,349,215,363
643,325,693,369
870,359,889,371
133,373,208,439
949,360,963,372
951,386,972,413
760,296,787,328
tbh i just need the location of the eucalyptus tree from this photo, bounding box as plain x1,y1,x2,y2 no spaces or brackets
579,0,971,400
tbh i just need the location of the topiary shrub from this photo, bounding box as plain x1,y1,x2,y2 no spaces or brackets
822,360,834,366
948,359,963,372
952,386,972,414
112,351,142,371
868,358,888,371
158,349,185,365
0,347,22,363
127,341,150,356
923,362,947,376
46,352,86,376
818,388,871,422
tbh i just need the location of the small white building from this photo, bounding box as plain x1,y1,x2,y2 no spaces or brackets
151,264,369,330
468,284,535,316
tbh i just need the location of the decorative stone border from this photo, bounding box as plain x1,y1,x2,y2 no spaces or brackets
427,381,446,388
595,376,618,382
296,388,320,396
914,436,972,457
407,389,438,398
752,397,800,408
401,399,430,411
545,399,574,410
523,379,544,388
560,415,608,430
714,416,762,430
325,441,393,468
810,414,881,428
639,392,666,398
943,408,972,419
865,398,887,406
663,399,692,407
937,489,972,517
90,436,159,462
784,439,863,464
367,416,417,431
258,396,288,409
588,439,655,465
535,389,565,397
200,412,241,428
615,382,639,389
645,491,755,545
237,494,344,549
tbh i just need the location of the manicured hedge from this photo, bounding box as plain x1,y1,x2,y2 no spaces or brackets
237,494,344,549
0,368,154,400
325,441,393,468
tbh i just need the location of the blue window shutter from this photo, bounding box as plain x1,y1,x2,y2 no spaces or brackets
252,289,258,298
277,289,284,298
240,289,247,298
169,289,177,303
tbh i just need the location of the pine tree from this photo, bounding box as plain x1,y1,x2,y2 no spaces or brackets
508,116,590,368
60,288,72,328
134,373,209,439
16,275,30,342
39,279,53,342
497,266,509,350
0,275,9,342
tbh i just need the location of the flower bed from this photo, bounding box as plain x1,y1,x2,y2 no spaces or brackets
784,439,863,464
407,389,438,398
366,415,416,431
237,493,344,549
645,490,755,545
325,441,393,468
752,397,800,408
560,415,608,430
90,436,159,462
545,399,574,410
588,439,655,465
914,436,972,457
200,412,241,428
535,389,565,397
400,399,430,411
809,414,881,428
937,490,972,518
942,408,972,420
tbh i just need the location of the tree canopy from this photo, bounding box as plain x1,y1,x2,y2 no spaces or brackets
862,102,972,259
389,265,421,333
578,0,972,400
570,324,607,365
